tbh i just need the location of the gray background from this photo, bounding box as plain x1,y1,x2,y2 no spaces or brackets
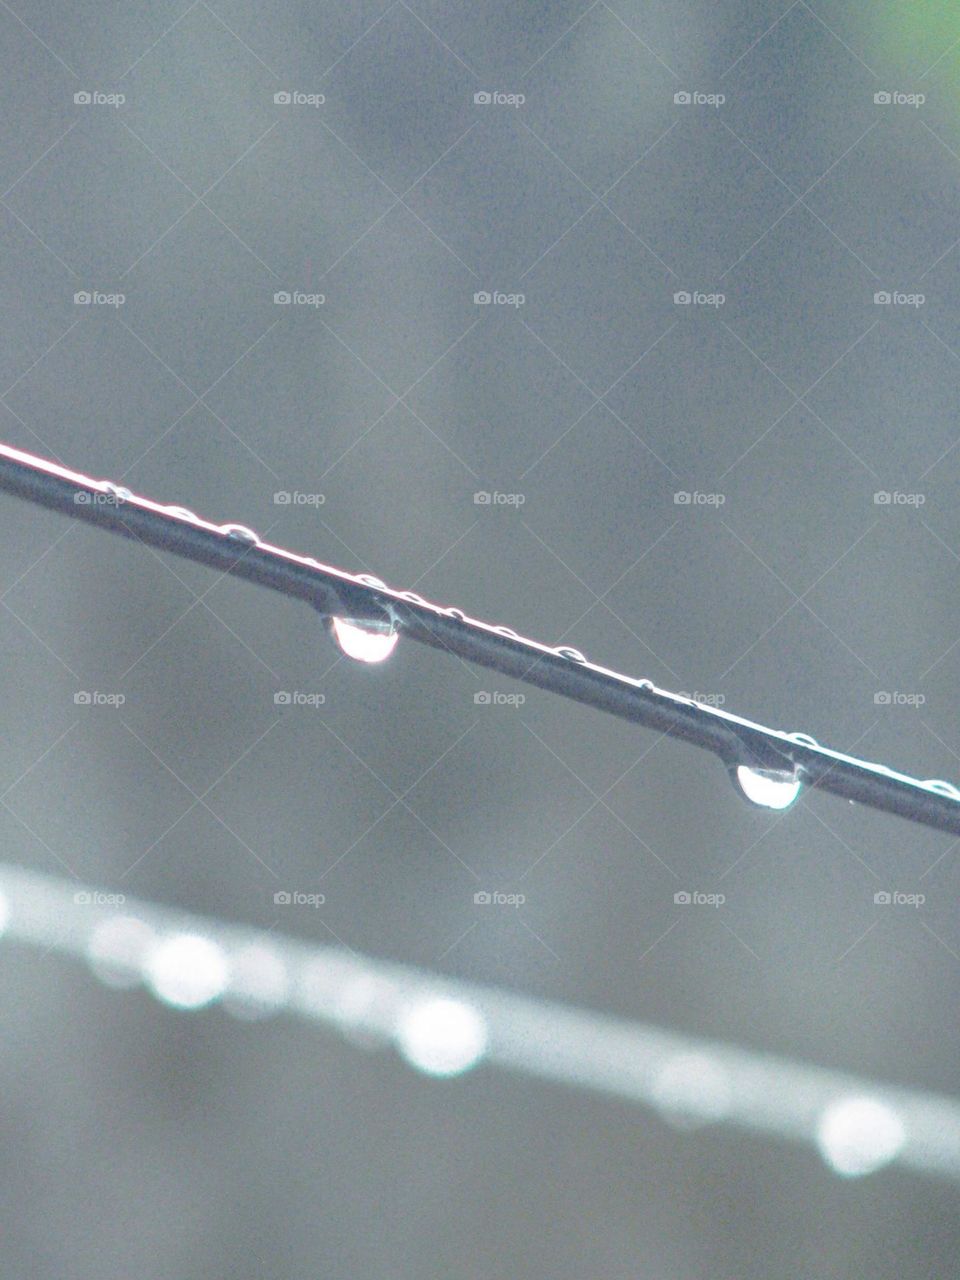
0,1,959,1275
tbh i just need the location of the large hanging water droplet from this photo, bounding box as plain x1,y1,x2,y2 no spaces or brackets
331,615,399,664
733,764,803,811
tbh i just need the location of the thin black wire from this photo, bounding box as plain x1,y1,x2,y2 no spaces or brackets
1,439,958,835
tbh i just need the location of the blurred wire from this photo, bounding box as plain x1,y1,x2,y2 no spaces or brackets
1,440,958,835
0,861,958,1184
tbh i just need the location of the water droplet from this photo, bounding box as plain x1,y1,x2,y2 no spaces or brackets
493,625,519,639
445,608,466,621
651,1053,732,1130
816,1096,905,1178
734,764,803,811
394,996,488,1078
221,523,259,544
144,933,229,1010
166,505,199,522
331,616,399,664
555,646,586,662
103,483,132,501
634,678,655,691
924,779,960,800
788,732,820,748
356,574,388,589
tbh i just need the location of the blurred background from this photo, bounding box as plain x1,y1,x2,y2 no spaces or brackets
0,0,959,1275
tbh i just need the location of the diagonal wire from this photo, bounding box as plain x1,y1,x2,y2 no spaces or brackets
0,438,959,835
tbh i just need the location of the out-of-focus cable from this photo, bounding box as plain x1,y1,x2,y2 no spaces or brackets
0,861,956,1185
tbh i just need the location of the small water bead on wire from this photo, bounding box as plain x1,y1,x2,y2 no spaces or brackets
220,523,260,544
788,732,820,748
554,645,587,662
102,483,132,502
923,779,960,800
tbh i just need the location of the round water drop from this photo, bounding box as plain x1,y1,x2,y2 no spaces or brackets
651,1053,732,1130
331,616,399,664
166,505,198,522
555,646,586,662
816,1096,906,1177
734,764,802,811
788,732,820,748
394,996,488,1078
222,523,259,544
144,933,229,1010
924,779,960,800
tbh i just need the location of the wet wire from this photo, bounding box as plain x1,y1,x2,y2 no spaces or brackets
1,439,958,834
